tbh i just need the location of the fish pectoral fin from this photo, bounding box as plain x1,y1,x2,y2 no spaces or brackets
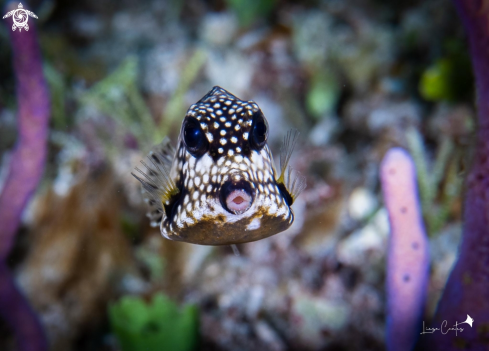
151,137,176,170
277,129,306,203
281,166,306,204
131,137,179,226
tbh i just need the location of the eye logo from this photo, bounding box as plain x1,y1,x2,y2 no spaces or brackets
2,3,38,32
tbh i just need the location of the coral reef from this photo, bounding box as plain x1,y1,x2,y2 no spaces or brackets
0,0,477,349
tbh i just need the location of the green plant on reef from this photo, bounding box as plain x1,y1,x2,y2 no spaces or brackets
80,50,206,150
419,40,473,102
306,71,340,120
405,127,464,235
419,59,455,101
80,56,158,148
224,0,276,27
161,49,207,138
43,62,68,130
109,293,199,351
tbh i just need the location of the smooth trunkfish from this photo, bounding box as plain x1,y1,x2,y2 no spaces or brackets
132,86,306,245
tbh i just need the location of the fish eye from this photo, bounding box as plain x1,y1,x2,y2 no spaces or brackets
250,111,268,150
183,117,208,157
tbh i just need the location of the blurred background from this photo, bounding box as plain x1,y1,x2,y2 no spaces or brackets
0,0,474,350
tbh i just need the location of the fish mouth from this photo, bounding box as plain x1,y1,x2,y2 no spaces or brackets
220,178,254,215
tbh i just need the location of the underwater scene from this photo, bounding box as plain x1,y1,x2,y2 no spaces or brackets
0,0,487,350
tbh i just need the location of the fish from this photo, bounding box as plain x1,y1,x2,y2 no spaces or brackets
132,86,306,245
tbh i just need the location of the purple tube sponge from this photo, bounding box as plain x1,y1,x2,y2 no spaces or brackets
0,265,48,351
425,1,489,349
0,3,49,260
0,3,50,351
381,148,430,351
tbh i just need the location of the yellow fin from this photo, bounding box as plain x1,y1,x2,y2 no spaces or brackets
277,130,306,203
131,138,179,226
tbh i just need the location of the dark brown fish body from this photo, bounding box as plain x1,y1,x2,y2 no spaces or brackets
133,87,305,245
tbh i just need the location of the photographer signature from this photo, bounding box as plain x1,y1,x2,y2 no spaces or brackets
420,315,474,336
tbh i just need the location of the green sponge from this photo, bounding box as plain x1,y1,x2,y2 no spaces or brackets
109,293,199,351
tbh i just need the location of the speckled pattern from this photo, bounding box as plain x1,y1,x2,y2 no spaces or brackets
185,87,256,159
134,86,301,245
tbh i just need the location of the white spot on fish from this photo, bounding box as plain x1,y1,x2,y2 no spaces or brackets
246,217,261,230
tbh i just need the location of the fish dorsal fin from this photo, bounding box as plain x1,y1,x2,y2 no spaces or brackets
277,129,306,203
131,138,179,227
